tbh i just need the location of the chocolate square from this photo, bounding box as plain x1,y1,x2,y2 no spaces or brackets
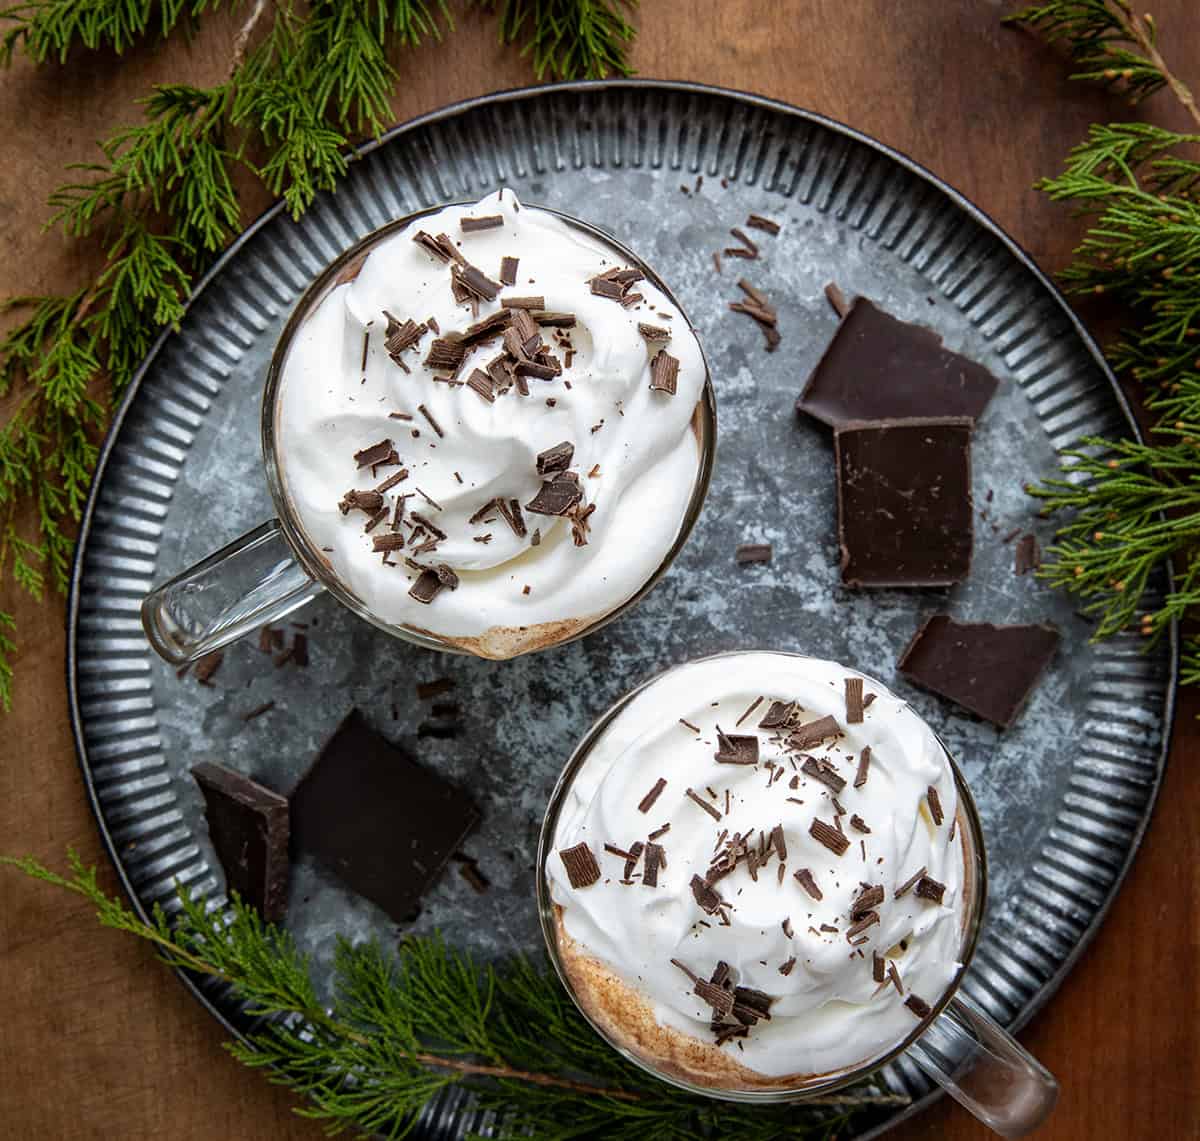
289,710,479,923
797,297,998,428
898,615,1060,728
834,417,973,588
192,762,290,922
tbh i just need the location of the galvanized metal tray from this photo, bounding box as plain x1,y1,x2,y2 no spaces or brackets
68,81,1176,1138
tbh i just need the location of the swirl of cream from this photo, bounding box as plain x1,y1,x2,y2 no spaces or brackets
548,652,967,1084
275,190,707,657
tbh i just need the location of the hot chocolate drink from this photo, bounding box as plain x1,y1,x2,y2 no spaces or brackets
273,190,709,658
546,652,969,1091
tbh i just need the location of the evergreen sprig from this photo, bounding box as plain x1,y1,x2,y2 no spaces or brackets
1,852,907,1139
0,0,641,712
1007,0,1200,671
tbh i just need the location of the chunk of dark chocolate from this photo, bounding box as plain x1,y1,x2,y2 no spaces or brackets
649,350,680,395
834,417,974,588
536,441,575,476
289,711,479,924
796,297,998,428
526,471,582,516
897,614,1060,728
192,762,290,922
560,842,602,889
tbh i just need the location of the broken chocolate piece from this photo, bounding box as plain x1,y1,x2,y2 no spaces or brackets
643,843,666,887
759,700,798,730
898,615,1060,728
499,256,519,285
1014,533,1041,576
452,262,502,302
854,747,871,789
844,677,864,724
408,569,445,604
354,438,397,469
413,230,463,264
686,788,723,822
926,785,944,826
466,369,495,403
714,728,759,766
824,282,850,319
797,296,998,427
690,874,724,913
424,337,468,374
801,756,846,794
501,295,545,310
735,543,772,565
894,865,928,900
193,649,224,685
835,418,974,588
873,952,887,983
851,884,885,920
192,762,289,922
526,471,582,516
850,814,871,834
638,322,671,342
746,214,781,235
905,994,933,1019
290,710,479,923
560,842,602,889
649,350,680,395
809,818,849,856
536,440,575,476
694,978,735,1016
638,778,667,814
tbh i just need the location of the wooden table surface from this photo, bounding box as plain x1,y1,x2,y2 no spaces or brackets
1,3,1196,1138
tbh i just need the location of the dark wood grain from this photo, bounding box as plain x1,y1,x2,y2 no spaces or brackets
0,3,1196,1138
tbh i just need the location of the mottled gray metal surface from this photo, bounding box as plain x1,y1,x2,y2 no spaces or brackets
70,83,1173,1138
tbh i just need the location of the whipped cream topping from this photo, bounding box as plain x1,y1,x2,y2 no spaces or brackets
274,190,707,657
548,652,966,1081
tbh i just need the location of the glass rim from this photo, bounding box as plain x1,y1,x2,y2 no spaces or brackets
535,649,989,1102
258,200,717,658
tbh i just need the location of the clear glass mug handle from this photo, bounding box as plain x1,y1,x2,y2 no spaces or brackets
141,520,324,665
906,991,1058,1138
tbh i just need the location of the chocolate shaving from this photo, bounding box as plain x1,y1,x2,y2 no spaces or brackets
372,533,406,553
455,855,491,894
536,441,575,475
694,979,735,1016
736,696,764,727
686,788,722,822
679,719,701,733
1015,533,1041,576
690,873,724,913
638,322,671,342
526,471,582,516
782,917,794,938
354,439,397,469
768,824,787,862
643,843,666,887
759,700,798,730
410,512,447,541
845,677,865,724
746,214,781,235
887,960,905,995
384,316,427,360
873,952,887,983
850,814,871,834
729,228,759,257
794,868,823,900
466,368,495,403
809,818,849,856
417,404,444,438
789,715,841,750
801,756,846,794
375,470,409,493
851,884,885,920
649,350,680,396
714,728,759,766
452,262,502,302
413,230,463,264
533,311,577,328
499,256,518,285
894,865,928,900
241,700,275,722
854,747,872,789
824,281,851,318
846,911,879,939
915,875,946,904
638,778,667,814
671,958,700,983
926,786,944,826
622,841,645,881
408,569,444,604
364,507,388,533
460,310,512,346
460,214,503,232
778,957,796,976
424,337,468,374
501,295,545,310
732,985,773,1025
648,823,671,841
559,842,601,889
735,543,772,565
905,994,932,1019
192,649,224,685
590,276,625,299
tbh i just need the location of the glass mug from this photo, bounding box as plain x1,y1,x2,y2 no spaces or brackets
537,652,1058,1138
140,205,717,665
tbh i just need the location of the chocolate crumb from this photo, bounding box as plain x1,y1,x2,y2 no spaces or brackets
854,747,872,789
638,778,668,814
824,282,850,318
735,543,772,565
845,677,865,724
850,814,871,834
746,214,781,235
559,842,601,888
809,818,849,856
679,719,701,733
782,917,794,938
193,649,224,685
779,957,796,976
905,994,932,1019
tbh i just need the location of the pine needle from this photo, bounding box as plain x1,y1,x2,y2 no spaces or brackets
1,852,909,1138
477,0,638,80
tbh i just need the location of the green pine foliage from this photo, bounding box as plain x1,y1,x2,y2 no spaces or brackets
0,0,640,712
1008,0,1200,671
2,852,906,1139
